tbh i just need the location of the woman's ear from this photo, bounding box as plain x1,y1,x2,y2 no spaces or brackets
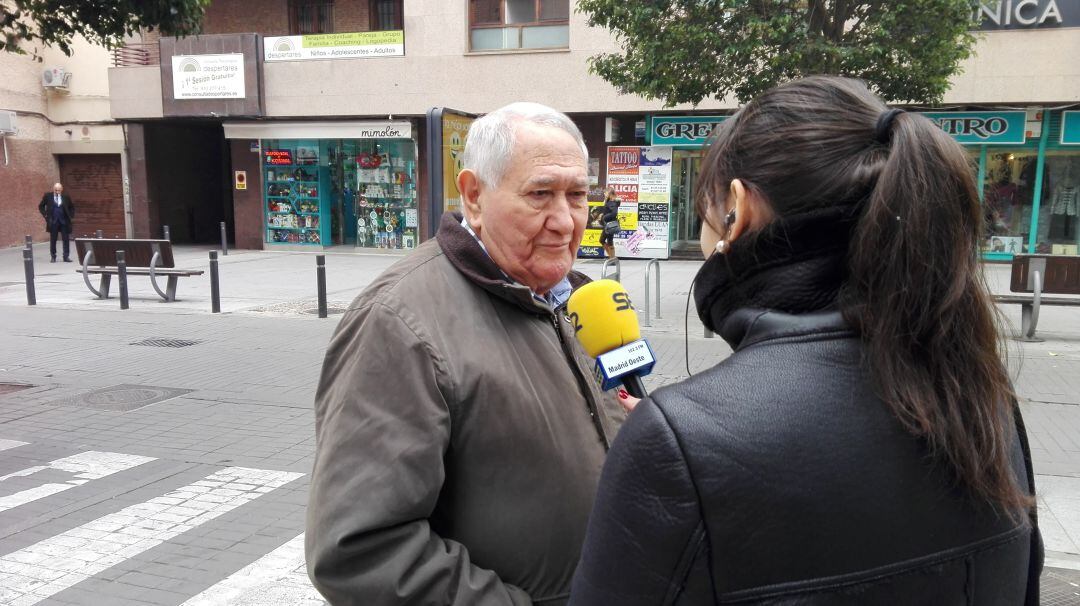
726,178,768,243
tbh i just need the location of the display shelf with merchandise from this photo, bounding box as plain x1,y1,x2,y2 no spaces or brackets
263,161,331,246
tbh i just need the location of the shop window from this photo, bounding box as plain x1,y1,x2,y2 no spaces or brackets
1036,154,1080,255
261,137,418,249
290,0,334,35
469,0,570,51
370,0,404,31
981,151,1039,255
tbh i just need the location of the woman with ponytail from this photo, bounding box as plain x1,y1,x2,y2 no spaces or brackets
570,76,1042,605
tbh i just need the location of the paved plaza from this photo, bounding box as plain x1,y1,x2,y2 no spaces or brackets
0,243,1078,604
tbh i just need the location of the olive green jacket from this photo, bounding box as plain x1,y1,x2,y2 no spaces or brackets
307,213,625,605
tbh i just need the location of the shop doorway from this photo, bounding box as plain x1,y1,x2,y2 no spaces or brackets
144,122,232,244
670,149,705,256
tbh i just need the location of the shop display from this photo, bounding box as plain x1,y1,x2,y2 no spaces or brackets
263,142,330,246
260,135,418,249
353,142,418,250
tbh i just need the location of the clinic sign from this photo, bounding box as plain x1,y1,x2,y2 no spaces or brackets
973,0,1078,30
264,31,405,61
922,111,1027,145
1063,112,1080,145
171,54,246,99
650,116,729,146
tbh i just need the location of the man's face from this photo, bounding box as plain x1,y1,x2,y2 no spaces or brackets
463,122,588,295
53,184,63,195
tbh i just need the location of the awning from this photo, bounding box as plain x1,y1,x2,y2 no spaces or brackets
222,120,412,140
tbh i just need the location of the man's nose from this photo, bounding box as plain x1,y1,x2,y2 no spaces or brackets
545,195,577,235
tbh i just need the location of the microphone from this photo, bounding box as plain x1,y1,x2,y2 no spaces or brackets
566,279,655,399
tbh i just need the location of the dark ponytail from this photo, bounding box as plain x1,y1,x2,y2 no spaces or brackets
842,108,1031,513
696,76,1031,514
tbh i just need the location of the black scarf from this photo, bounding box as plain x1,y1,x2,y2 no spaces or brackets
693,205,860,340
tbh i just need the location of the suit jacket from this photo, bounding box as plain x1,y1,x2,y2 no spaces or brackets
39,193,75,231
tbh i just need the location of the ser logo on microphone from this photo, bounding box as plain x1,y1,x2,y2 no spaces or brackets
568,291,633,334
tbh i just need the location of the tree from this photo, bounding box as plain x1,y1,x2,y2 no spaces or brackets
1,0,209,57
577,0,980,106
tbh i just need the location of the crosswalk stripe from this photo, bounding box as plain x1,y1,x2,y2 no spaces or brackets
181,533,326,606
0,466,304,605
0,451,156,513
0,440,28,452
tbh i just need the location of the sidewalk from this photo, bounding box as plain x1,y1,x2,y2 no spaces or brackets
0,243,1078,603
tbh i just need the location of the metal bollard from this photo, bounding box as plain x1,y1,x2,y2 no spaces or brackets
96,229,104,239
116,250,129,310
209,250,221,313
601,257,621,282
642,259,661,327
163,225,171,241
316,255,328,319
22,248,36,306
24,234,32,249
220,222,228,256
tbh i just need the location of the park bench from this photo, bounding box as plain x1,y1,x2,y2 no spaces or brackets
74,238,204,302
993,254,1080,341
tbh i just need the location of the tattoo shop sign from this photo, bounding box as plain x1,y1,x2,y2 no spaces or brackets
264,31,405,62
172,54,246,99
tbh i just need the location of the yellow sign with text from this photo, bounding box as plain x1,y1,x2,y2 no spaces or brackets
443,114,474,214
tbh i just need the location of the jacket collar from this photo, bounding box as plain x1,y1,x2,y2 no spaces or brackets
720,308,853,351
436,212,588,314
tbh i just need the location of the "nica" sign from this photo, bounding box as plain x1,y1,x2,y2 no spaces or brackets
973,0,1077,30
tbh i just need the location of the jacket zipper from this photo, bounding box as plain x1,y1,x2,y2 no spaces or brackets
550,312,611,450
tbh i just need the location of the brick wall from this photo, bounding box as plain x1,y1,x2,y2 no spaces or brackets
200,0,372,36
335,0,372,33
202,0,290,36
0,117,58,249
58,155,125,238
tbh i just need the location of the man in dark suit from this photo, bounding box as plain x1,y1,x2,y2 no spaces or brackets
38,182,76,262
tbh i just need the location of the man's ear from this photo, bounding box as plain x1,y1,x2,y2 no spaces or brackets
458,169,483,232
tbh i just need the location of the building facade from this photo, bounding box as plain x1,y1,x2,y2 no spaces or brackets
6,0,1076,259
0,38,126,249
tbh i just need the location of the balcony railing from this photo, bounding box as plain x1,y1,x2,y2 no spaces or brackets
111,43,160,67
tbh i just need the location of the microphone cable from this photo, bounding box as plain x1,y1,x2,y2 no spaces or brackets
685,278,694,377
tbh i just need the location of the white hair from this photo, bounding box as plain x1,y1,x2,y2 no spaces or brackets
462,102,588,189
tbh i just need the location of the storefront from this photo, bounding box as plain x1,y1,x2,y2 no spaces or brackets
224,121,419,250
934,109,1080,260
625,110,1080,261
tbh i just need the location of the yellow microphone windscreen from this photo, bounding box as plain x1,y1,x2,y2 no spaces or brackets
566,279,641,358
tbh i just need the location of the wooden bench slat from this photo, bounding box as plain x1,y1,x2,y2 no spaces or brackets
994,295,1080,306
76,268,204,277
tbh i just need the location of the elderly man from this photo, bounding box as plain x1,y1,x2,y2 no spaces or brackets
307,103,625,605
38,182,76,263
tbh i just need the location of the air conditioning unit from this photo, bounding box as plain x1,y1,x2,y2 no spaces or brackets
41,67,72,89
0,110,16,135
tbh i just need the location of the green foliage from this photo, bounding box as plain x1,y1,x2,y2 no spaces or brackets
577,0,980,106
1,0,209,57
